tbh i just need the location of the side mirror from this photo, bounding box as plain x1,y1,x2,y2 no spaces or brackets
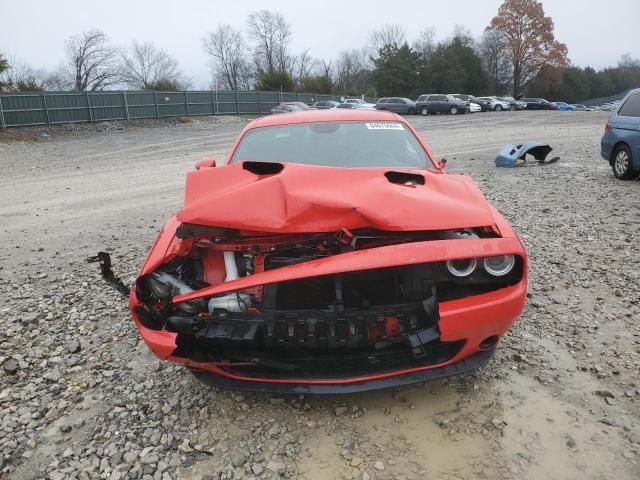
437,159,447,171
195,158,216,170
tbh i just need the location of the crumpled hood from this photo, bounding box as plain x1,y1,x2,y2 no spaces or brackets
176,162,496,233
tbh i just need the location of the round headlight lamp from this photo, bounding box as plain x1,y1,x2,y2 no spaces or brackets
446,258,477,277
483,255,515,276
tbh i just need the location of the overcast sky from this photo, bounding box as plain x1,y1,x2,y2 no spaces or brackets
2,0,639,88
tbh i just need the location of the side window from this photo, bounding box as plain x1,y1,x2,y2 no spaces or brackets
430,95,445,101
417,95,426,102
618,93,640,117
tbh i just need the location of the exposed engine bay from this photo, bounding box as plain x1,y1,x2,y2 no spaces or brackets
128,226,523,379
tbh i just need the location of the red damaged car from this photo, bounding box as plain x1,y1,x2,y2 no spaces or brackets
124,109,527,393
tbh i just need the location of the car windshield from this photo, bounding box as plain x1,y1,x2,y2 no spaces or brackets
231,121,431,168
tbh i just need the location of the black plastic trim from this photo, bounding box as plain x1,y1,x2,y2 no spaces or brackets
190,348,494,394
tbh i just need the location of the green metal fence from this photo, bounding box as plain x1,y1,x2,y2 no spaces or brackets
0,90,376,129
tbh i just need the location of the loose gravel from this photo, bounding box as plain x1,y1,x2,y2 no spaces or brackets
0,112,638,480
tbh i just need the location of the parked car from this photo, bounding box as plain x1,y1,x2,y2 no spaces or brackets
283,101,312,110
520,98,558,110
343,98,377,109
336,103,363,109
449,94,481,113
572,104,593,111
497,96,526,110
600,102,618,111
450,93,476,103
312,100,340,109
375,97,417,114
476,97,510,111
601,88,640,179
121,108,528,393
270,104,305,114
470,97,496,112
552,102,577,111
415,94,467,115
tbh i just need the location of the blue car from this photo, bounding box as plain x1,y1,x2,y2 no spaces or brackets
553,101,576,111
601,88,640,179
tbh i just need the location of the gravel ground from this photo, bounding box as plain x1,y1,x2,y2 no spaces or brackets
0,111,638,480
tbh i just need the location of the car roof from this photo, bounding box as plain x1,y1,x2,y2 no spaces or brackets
248,109,402,128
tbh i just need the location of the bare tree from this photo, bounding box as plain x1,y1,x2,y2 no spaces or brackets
413,27,436,61
451,25,474,47
42,70,69,91
368,24,406,56
319,59,333,81
120,41,182,90
618,53,640,69
0,55,47,90
479,30,511,95
246,10,292,75
290,49,313,85
63,29,119,91
335,48,370,93
203,25,252,90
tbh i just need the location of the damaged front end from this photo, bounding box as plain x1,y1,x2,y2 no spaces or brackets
125,219,526,393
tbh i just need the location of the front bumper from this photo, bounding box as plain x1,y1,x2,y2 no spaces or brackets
191,348,495,394
130,274,526,392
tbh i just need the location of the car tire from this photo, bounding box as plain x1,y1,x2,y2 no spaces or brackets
408,107,416,115
612,144,637,180
420,107,428,116
450,106,459,115
494,105,503,111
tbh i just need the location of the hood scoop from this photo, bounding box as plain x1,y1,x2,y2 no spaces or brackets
385,171,425,186
243,161,284,175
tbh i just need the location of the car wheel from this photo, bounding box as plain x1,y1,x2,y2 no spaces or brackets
449,106,459,115
420,107,428,116
612,144,637,180
408,107,415,115
494,104,503,111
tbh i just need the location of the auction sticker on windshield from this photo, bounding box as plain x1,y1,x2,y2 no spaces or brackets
365,122,405,130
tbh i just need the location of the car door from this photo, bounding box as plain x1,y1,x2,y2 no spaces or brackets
385,98,400,112
425,95,441,113
436,95,449,112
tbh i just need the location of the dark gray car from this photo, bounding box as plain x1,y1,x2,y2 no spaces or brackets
312,100,340,109
270,104,304,114
375,97,417,114
415,94,467,115
520,98,558,110
601,88,640,179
